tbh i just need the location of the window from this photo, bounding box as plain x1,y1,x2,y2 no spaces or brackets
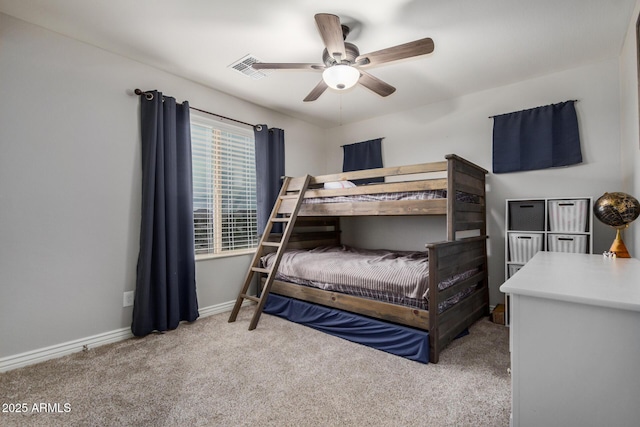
191,114,258,256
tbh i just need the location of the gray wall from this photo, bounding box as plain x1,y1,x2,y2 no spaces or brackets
0,13,325,359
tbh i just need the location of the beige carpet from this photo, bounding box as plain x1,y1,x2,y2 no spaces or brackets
1,308,511,426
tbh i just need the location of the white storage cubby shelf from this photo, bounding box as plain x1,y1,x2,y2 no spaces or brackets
504,197,593,326
505,197,593,281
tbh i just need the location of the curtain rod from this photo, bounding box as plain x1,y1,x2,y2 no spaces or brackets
488,99,579,119
134,89,260,130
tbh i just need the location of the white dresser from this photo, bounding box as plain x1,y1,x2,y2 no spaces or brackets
500,252,640,427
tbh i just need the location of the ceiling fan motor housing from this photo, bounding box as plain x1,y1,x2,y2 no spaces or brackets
323,42,360,66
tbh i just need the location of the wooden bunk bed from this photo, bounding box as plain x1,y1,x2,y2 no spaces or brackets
229,154,489,363
257,154,490,364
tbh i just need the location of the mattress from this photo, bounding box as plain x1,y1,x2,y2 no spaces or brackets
261,245,478,312
302,189,479,205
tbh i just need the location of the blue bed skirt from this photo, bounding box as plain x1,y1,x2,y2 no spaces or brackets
263,294,430,363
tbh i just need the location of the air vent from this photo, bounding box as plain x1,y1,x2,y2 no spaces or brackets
228,54,271,80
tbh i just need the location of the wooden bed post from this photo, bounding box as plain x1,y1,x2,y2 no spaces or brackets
481,236,491,316
427,244,441,363
446,156,457,241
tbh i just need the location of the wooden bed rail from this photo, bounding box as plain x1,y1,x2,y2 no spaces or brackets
287,161,447,191
266,217,341,251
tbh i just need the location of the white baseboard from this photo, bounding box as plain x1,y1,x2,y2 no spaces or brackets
198,299,251,318
0,327,133,373
0,299,250,372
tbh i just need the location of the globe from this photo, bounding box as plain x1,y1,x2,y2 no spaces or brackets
593,192,640,228
593,192,640,258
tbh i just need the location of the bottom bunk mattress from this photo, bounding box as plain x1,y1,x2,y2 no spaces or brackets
261,245,478,313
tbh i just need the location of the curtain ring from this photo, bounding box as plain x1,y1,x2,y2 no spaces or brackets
255,125,263,131
134,89,154,101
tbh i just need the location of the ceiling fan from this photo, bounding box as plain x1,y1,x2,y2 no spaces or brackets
252,13,435,102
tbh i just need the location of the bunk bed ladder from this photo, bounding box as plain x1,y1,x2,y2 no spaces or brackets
228,174,311,330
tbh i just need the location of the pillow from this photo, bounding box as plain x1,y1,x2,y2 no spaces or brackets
324,181,356,189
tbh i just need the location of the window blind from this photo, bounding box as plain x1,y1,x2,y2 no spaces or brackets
191,115,258,255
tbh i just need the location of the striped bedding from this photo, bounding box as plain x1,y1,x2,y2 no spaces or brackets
261,245,478,312
302,189,479,205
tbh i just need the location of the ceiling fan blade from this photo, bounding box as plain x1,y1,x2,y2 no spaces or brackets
303,80,329,102
252,63,324,70
314,13,346,61
358,71,396,97
356,38,434,67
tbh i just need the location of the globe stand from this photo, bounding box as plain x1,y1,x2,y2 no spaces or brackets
609,226,631,258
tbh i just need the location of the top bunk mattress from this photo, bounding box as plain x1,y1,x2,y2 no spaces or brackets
302,189,479,205
261,245,477,312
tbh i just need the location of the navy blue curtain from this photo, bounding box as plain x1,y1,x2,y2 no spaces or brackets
132,90,199,337
342,138,384,185
492,100,582,173
254,125,285,235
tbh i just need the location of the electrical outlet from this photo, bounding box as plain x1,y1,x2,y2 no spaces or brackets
123,291,134,307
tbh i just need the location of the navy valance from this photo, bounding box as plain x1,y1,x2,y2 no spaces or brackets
492,100,582,173
342,138,384,185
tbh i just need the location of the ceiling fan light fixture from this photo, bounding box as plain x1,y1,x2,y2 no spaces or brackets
322,64,360,90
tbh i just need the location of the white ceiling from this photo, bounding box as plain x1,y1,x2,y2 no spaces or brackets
0,0,636,128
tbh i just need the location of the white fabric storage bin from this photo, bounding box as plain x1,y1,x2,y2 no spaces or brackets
548,199,588,232
508,264,524,278
509,233,544,263
548,234,588,254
